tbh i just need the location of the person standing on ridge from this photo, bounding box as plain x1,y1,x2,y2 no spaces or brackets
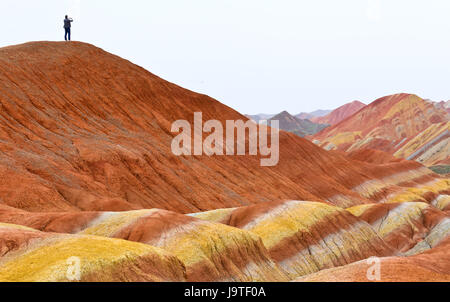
64,15,73,41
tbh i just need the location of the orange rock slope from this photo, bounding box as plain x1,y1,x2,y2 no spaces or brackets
313,94,449,166
0,42,448,282
0,42,447,213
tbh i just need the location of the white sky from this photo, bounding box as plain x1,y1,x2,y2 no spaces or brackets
0,0,449,114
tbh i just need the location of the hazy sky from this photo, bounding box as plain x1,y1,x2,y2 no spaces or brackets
1,0,449,114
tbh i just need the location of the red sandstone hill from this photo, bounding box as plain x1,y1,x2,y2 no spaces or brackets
0,42,445,214
312,100,366,126
312,94,449,165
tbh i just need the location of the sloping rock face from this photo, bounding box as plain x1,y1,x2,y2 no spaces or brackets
311,101,366,126
347,149,404,165
0,223,186,282
78,209,289,282
347,202,449,252
191,200,394,279
295,238,450,282
394,122,449,166
312,94,449,165
431,195,450,212
0,208,288,282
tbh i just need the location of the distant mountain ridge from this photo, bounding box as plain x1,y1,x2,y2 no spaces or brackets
247,110,331,124
436,100,450,114
245,114,275,123
268,111,329,137
296,109,332,120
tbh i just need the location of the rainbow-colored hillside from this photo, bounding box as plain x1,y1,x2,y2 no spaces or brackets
313,94,449,166
0,42,448,282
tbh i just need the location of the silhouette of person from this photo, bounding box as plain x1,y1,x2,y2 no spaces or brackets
64,15,73,41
